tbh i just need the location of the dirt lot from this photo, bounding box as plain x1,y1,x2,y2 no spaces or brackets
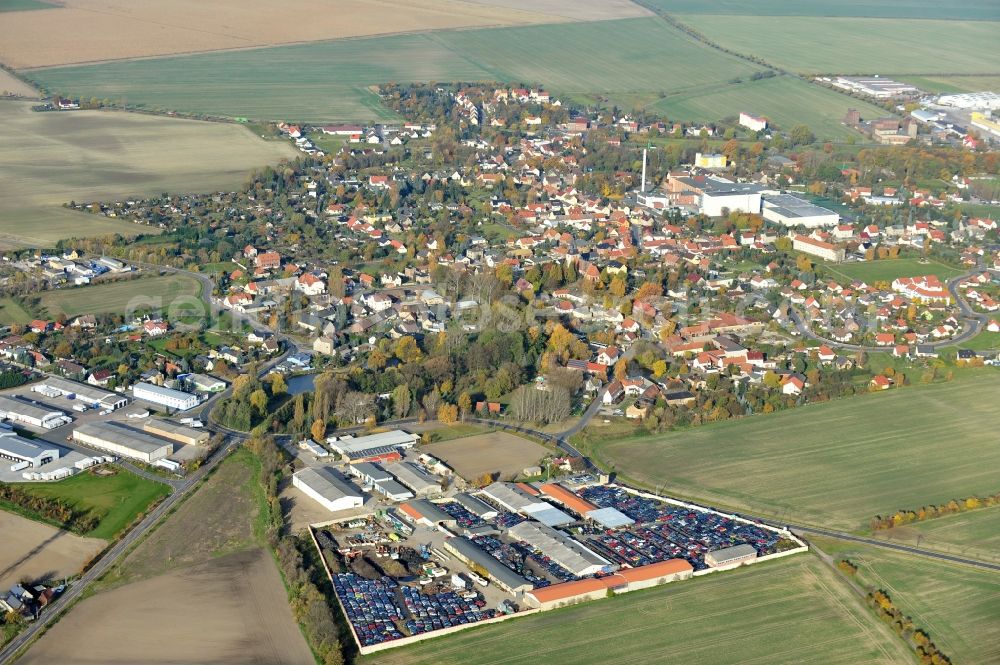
0,0,576,69
0,512,105,589
0,100,294,249
425,431,550,482
19,548,314,665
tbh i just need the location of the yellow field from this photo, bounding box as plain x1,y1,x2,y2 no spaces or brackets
0,0,647,69
0,100,295,249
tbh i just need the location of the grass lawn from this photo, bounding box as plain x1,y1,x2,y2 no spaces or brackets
366,554,911,665
650,0,1000,20
583,372,1000,532
821,258,963,284
958,330,1000,351
26,18,759,123
8,469,170,540
680,15,998,75
650,75,884,139
197,261,238,275
813,536,1000,665
0,296,34,325
37,274,203,318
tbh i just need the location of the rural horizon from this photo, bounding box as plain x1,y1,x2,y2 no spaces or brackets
0,1,997,664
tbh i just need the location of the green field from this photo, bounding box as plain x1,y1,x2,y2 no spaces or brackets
0,297,33,325
680,16,999,75
36,274,203,318
647,0,1000,20
872,505,1000,564
650,75,885,139
367,554,910,665
904,75,1000,94
958,330,1000,351
582,373,1000,532
7,469,170,540
814,536,1000,665
821,258,964,284
0,100,294,250
25,18,761,123
0,0,54,11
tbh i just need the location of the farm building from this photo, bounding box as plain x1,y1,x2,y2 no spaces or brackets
383,461,440,496
142,419,210,446
292,466,364,512
72,421,172,463
444,536,533,594
0,429,58,468
31,377,129,410
132,382,199,411
507,521,615,577
762,194,840,228
705,543,759,568
0,396,68,429
327,430,419,461
398,499,457,528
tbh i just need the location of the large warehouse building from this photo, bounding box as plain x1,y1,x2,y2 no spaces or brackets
132,382,199,411
444,536,533,594
32,377,129,411
0,396,69,429
143,419,210,446
383,461,440,497
292,466,364,512
0,428,58,468
705,543,758,568
666,173,765,216
507,521,615,577
72,421,173,462
327,430,419,461
762,194,840,228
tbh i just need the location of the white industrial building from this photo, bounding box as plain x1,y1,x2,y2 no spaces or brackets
831,76,919,98
762,194,840,228
32,377,129,411
383,461,440,496
507,521,615,577
72,421,173,462
936,91,1000,111
327,430,419,461
705,543,758,568
0,428,58,469
292,466,364,512
739,112,768,132
0,395,69,429
142,419,210,446
132,382,199,411
667,174,765,216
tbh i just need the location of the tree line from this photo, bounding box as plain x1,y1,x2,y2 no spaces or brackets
870,490,1000,530
0,483,99,534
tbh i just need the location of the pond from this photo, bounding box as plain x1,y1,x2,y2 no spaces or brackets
285,373,316,395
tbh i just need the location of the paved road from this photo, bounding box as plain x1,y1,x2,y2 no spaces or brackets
0,435,242,665
790,268,994,352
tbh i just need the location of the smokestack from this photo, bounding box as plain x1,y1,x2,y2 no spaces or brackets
641,148,647,193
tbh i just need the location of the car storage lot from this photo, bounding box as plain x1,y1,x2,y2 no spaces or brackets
424,432,550,481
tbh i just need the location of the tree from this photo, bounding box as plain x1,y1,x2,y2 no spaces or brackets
614,359,629,381
270,373,287,396
310,419,326,442
394,336,422,363
391,384,411,419
458,392,471,416
789,124,815,146
438,403,459,424
609,276,626,298
651,360,667,378
249,389,268,417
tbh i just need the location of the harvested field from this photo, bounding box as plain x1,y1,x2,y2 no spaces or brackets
35,274,203,319
19,548,315,665
27,18,758,123
366,554,912,665
583,372,1000,532
0,0,643,69
0,511,105,590
0,101,294,249
0,69,36,97
425,431,549,481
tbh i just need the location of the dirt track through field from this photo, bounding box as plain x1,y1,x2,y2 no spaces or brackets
0,512,105,590
18,548,314,665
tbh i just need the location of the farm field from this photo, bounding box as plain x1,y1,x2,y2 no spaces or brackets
34,273,203,319
0,0,54,11
679,16,998,75
583,372,1000,532
0,297,33,325
0,511,105,591
18,548,314,665
647,0,1000,20
0,101,295,249
0,0,643,69
366,554,911,665
814,536,1000,665
425,431,550,481
26,18,760,123
0,69,36,96
871,505,1000,564
99,449,263,589
905,75,1000,94
821,258,964,284
4,468,170,540
650,75,886,139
